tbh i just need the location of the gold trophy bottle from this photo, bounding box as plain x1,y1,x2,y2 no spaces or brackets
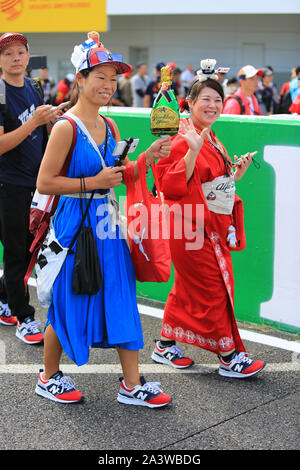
150,66,180,136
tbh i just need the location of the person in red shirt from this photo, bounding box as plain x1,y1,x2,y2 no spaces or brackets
54,73,75,105
289,82,300,114
222,65,263,115
280,67,296,97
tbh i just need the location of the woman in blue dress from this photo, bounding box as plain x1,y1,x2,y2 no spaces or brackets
34,33,172,408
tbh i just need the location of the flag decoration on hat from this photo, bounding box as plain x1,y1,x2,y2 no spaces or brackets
70,31,131,75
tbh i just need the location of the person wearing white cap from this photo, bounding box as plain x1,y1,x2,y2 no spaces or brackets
222,65,263,115
0,32,59,340
66,73,75,83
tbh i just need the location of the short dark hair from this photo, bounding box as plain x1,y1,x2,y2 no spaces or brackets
173,67,182,74
227,77,238,85
188,78,225,102
295,66,300,76
136,61,147,69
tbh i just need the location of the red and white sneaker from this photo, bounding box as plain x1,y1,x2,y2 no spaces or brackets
16,316,43,344
151,340,194,369
35,370,85,404
218,351,266,378
118,376,172,408
0,301,17,326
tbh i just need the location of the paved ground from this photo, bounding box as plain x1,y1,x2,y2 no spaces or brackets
0,285,299,458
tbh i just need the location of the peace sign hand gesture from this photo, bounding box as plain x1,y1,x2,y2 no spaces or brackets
178,118,209,154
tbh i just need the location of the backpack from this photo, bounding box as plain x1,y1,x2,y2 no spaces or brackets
29,114,115,237
279,90,292,114
24,114,116,290
223,93,262,116
223,94,245,115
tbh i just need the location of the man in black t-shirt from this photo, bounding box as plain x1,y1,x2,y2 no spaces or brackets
0,32,58,343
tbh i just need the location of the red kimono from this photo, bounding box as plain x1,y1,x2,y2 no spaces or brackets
156,131,246,354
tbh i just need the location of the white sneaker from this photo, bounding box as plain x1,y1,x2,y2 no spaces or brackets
16,316,43,344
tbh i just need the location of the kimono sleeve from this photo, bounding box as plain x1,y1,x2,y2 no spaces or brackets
156,137,189,200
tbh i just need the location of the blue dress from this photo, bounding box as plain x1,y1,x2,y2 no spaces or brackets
47,119,144,366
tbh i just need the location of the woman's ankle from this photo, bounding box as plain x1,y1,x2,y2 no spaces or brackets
123,377,141,389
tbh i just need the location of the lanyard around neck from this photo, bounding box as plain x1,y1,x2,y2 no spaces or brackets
194,125,233,174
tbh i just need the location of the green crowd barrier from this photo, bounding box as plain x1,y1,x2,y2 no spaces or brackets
1,109,299,334
102,108,300,334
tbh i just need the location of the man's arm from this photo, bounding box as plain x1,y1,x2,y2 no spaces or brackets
131,76,145,98
0,105,58,155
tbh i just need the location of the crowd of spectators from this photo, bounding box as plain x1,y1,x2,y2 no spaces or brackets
11,59,298,116
3,55,299,116
107,60,300,116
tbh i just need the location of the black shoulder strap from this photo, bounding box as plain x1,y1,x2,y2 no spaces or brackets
99,114,116,139
31,78,44,104
230,94,245,115
224,94,245,115
232,95,245,114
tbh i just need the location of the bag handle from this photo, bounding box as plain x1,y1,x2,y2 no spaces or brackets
65,111,107,168
65,111,120,206
68,181,95,253
136,153,163,204
79,175,93,225
123,152,163,222
59,115,78,175
25,117,77,290
37,115,77,227
68,117,109,252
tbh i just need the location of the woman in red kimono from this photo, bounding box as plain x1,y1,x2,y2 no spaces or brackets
151,70,265,378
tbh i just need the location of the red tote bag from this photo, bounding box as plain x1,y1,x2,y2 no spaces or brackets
123,153,171,283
